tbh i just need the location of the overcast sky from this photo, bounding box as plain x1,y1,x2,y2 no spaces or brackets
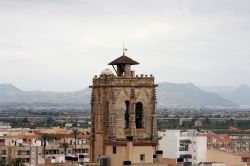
0,0,250,91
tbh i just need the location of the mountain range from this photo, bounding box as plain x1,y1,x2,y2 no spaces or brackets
200,85,250,107
0,84,91,108
0,82,250,108
157,82,237,108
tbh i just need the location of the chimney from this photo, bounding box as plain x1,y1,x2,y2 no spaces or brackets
126,136,133,161
156,150,163,162
153,154,157,163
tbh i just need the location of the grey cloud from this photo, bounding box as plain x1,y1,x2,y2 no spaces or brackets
0,0,250,91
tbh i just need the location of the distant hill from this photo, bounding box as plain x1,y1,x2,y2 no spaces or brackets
199,84,250,107
0,83,23,95
0,82,239,109
199,85,237,94
220,85,250,107
157,82,237,108
0,83,91,108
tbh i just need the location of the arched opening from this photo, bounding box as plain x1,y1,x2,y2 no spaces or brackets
135,102,143,129
124,101,130,129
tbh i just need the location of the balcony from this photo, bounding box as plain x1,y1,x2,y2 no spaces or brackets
179,140,192,144
179,154,192,159
16,151,31,158
179,147,189,151
16,154,31,158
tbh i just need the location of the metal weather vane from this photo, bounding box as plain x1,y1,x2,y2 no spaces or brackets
122,44,127,56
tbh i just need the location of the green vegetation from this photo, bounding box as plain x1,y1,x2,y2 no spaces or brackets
0,158,25,166
157,118,250,133
38,133,52,157
0,159,6,166
60,142,69,155
10,158,25,166
72,128,79,156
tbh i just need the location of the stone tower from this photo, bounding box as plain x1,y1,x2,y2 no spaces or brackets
90,51,158,165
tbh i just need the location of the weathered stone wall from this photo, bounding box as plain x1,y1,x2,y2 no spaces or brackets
90,75,158,162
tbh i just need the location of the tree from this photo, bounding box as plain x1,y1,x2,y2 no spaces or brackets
21,118,28,124
72,128,79,156
38,133,51,158
0,159,6,166
60,142,69,155
10,158,25,166
46,117,54,127
204,117,211,126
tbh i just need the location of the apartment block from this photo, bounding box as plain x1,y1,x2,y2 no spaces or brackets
159,130,207,166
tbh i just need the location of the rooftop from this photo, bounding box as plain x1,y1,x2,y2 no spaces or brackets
108,55,139,65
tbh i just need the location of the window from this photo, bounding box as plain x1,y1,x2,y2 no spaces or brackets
17,151,21,155
112,146,116,154
82,149,88,153
105,101,109,128
1,150,6,155
140,154,145,161
124,101,130,128
135,102,143,128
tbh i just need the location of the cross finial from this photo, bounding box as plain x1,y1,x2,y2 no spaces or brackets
122,44,127,56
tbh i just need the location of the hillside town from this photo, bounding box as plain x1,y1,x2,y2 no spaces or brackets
0,54,249,166
1,1,250,165
0,126,250,165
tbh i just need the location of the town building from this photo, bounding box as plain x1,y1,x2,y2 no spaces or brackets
0,128,90,165
207,148,250,166
230,134,250,153
0,122,11,129
198,162,225,166
158,130,207,166
206,133,231,149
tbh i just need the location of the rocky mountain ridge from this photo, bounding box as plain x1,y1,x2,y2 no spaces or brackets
0,82,247,108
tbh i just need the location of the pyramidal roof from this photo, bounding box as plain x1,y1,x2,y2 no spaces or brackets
108,55,139,65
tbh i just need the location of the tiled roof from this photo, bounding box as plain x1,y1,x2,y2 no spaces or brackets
108,55,139,65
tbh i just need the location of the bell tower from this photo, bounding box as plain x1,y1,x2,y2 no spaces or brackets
90,50,158,165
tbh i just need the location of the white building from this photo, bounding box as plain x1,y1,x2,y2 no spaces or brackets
65,123,73,128
158,130,207,166
0,122,11,129
198,162,225,166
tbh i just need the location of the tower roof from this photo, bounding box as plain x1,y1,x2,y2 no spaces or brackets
108,55,139,65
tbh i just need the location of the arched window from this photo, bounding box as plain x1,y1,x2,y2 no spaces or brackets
124,101,130,128
135,102,143,129
105,101,109,128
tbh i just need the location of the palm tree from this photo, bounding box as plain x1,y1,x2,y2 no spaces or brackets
38,133,51,158
60,142,69,155
72,128,79,156
10,158,25,166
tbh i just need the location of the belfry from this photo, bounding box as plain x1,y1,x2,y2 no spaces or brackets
90,49,161,165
